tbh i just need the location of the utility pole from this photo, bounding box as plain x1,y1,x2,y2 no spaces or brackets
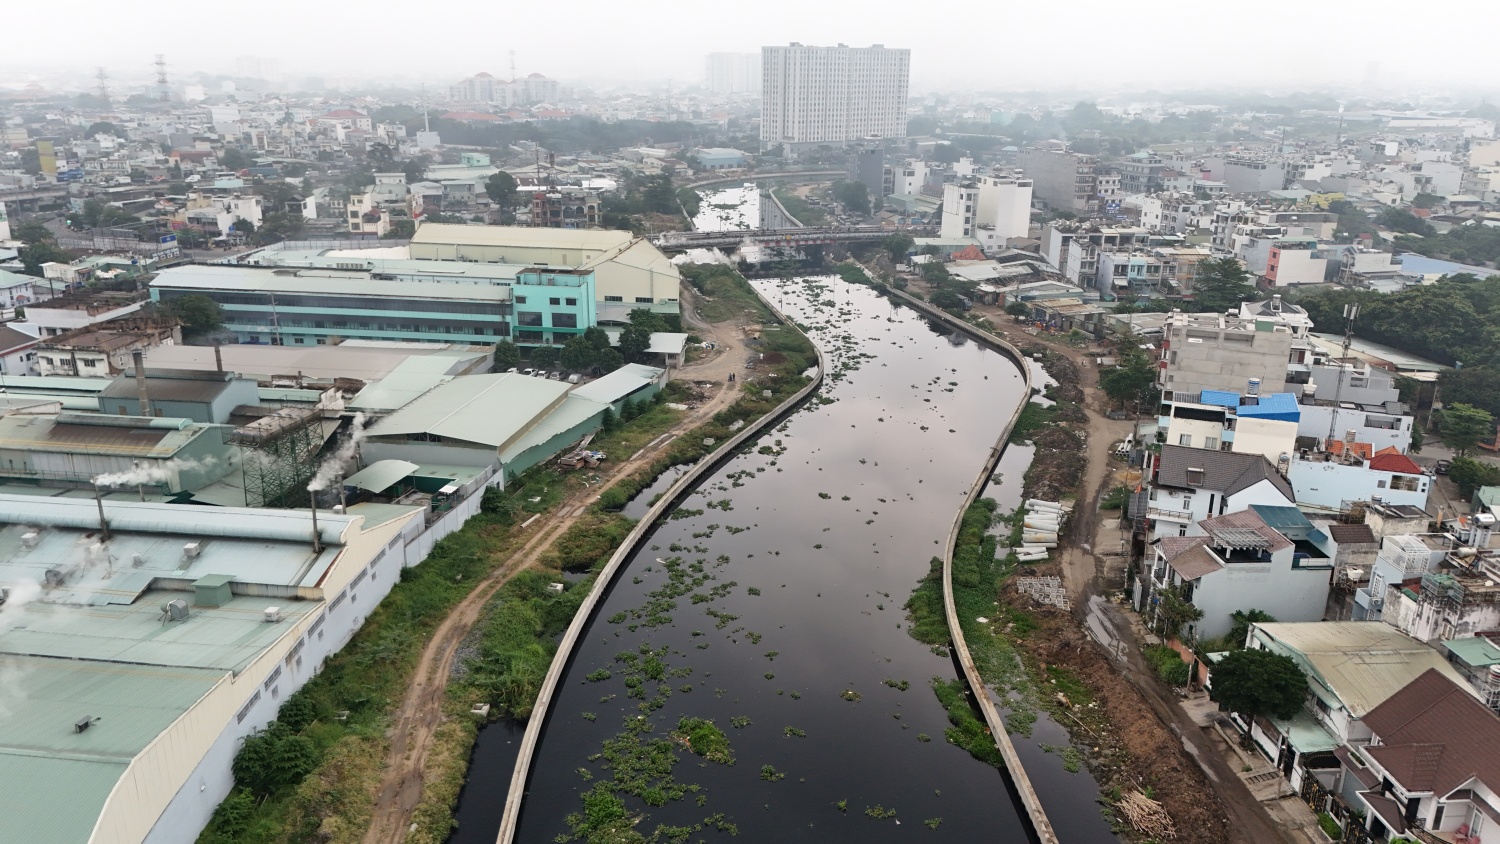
95,67,111,102
155,55,170,102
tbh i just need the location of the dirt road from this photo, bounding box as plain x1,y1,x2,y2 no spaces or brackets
361,377,742,844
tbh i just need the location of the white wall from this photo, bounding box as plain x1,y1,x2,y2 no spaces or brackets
1286,459,1429,511
1296,404,1413,452
1231,418,1297,463
1189,551,1331,639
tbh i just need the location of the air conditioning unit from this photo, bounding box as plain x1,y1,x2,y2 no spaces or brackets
20,531,40,549
263,607,282,623
163,599,190,622
182,542,202,560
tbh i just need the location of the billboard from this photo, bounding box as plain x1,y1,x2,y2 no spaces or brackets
36,140,56,176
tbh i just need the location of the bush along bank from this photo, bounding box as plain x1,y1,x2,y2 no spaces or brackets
197,296,820,844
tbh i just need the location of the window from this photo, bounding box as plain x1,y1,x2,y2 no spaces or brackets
1203,437,1217,451
264,666,282,690
549,297,561,306
517,311,543,327
515,296,527,304
552,313,577,329
605,295,623,302
1178,434,1192,446
1185,467,1205,486
635,297,653,304
1181,496,1194,509
565,298,577,306
236,691,261,724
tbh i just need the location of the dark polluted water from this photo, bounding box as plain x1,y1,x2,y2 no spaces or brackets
495,276,1115,843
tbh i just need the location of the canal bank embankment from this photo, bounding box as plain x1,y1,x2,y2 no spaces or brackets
512,273,1077,843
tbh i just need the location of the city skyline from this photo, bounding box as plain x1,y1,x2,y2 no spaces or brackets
3,0,1496,96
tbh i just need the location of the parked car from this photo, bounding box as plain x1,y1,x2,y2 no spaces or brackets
548,371,562,380
1433,459,1452,475
567,373,581,384
522,367,536,376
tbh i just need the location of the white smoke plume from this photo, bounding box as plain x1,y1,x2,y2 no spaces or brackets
92,456,221,489
307,412,368,492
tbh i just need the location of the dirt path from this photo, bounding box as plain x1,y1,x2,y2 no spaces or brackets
361,379,741,844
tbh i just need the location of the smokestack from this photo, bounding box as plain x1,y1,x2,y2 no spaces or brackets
309,488,323,556
132,350,150,417
213,343,224,374
93,484,111,542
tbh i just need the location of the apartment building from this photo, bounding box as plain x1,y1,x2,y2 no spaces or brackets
449,72,560,107
1018,144,1099,214
1157,297,1312,401
760,43,910,151
705,53,761,94
939,171,1033,249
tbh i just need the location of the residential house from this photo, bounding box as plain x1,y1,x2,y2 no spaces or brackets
1381,548,1500,647
1143,445,1296,542
0,269,38,309
1136,506,1332,641
1237,621,1472,794
1334,669,1500,844
0,324,39,376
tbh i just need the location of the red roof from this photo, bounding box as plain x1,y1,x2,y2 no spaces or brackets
474,72,494,78
951,245,987,261
1326,440,1374,461
1370,452,1423,475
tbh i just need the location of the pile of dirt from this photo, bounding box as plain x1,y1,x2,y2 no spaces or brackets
1025,425,1088,503
1005,588,1235,844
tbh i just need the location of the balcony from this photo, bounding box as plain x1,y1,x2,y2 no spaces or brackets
1148,506,1193,522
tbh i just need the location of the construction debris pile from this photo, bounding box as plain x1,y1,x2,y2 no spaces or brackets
1117,790,1176,839
1012,498,1070,563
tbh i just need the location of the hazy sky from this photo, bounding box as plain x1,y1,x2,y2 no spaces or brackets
3,0,1492,95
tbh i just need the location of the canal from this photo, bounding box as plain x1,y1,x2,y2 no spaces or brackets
489,273,1117,842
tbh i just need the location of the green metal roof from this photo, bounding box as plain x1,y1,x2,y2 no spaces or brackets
344,459,419,492
368,373,569,449
0,753,130,842
152,264,514,302
1443,637,1500,668
499,394,609,464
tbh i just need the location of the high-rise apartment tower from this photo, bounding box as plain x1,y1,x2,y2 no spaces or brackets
760,43,909,151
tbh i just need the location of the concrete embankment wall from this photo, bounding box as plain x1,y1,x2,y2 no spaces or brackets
886,287,1060,844
496,283,827,844
758,188,805,229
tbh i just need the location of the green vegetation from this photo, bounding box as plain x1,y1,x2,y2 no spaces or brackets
771,186,828,226
1143,645,1191,686
930,678,1004,768
1191,257,1258,313
759,764,786,782
1318,812,1341,839
680,262,776,324
1100,486,1131,511
1439,403,1495,456
164,294,226,338
676,187,702,219
1450,457,1500,498
672,717,734,764
1009,402,1055,444
832,180,872,215
1209,648,1309,725
1294,274,1500,371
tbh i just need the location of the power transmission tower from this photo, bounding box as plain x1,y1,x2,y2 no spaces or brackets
95,67,111,102
155,55,170,102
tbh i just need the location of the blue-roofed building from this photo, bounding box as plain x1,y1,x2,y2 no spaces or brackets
1237,391,1301,423
1159,391,1301,466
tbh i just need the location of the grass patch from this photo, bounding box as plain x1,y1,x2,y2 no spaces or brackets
930,678,1004,768
771,186,828,226
680,263,775,325
1143,645,1191,686
1009,402,1055,444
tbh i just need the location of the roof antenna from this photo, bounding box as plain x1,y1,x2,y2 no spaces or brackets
1326,303,1359,446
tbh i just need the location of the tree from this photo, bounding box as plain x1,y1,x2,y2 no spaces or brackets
74,199,138,229
165,294,225,336
1005,300,1031,318
1191,257,1257,313
1438,367,1500,418
833,180,871,216
402,155,430,183
882,233,914,262
1411,193,1443,210
230,217,255,236
231,722,319,797
85,121,121,138
529,346,560,370
582,326,611,351
594,347,624,372
640,174,677,214
1379,207,1436,237
382,218,416,239
218,148,252,171
1439,403,1495,456
258,211,303,243
930,290,966,312
560,336,596,372
1450,457,1500,498
618,325,651,363
485,171,518,207
1224,609,1277,650
1099,359,1158,408
1210,648,1309,737
1151,583,1204,642
492,340,522,371
627,308,668,333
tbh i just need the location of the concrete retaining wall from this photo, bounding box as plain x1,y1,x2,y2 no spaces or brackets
888,286,1060,844
496,283,827,844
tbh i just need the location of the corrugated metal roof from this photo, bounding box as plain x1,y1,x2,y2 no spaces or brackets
646,333,689,355
1442,636,1500,668
0,413,215,458
146,344,489,383
412,222,630,252
99,371,238,404
499,395,609,464
151,264,515,301
0,375,117,395
1199,390,1240,408
1237,392,1300,421
570,364,663,405
0,493,355,545
1252,621,1470,718
368,373,569,450
344,459,419,492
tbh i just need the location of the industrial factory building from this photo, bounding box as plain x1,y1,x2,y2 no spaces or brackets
0,495,426,844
